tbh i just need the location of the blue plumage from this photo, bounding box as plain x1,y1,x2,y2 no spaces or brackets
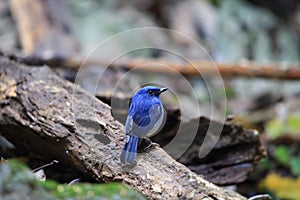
120,86,167,164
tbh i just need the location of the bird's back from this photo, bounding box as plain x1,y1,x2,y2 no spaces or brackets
126,93,164,138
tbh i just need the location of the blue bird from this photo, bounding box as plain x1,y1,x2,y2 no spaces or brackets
120,86,167,164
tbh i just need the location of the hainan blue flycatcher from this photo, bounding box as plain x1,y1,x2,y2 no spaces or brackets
120,86,167,163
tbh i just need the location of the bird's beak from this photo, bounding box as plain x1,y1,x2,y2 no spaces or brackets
159,88,168,94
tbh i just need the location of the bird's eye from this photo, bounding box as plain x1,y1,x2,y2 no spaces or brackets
148,90,153,95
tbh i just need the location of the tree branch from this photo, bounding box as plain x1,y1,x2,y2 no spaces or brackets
6,52,300,80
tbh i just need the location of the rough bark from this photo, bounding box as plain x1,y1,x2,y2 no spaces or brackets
97,96,267,186
178,118,266,185
0,55,247,199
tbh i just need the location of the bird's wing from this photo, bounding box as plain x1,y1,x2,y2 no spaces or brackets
126,100,163,137
125,115,133,134
125,112,153,133
137,104,163,137
133,113,151,127
129,99,151,127
125,114,151,135
125,100,151,135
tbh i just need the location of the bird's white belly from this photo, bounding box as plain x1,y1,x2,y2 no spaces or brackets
146,106,164,137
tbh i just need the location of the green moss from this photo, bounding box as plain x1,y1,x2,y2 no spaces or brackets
266,114,300,139
0,160,146,200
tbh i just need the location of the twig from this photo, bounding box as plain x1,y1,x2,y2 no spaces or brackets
248,194,272,200
32,160,59,173
68,178,81,186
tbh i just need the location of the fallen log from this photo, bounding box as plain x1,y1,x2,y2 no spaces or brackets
0,54,249,199
97,96,266,186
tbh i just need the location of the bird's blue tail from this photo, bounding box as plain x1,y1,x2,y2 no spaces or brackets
120,135,138,163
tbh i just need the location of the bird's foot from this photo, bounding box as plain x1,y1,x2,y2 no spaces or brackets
143,141,160,152
137,137,160,152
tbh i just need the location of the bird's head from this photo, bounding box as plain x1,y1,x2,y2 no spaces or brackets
135,86,168,98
